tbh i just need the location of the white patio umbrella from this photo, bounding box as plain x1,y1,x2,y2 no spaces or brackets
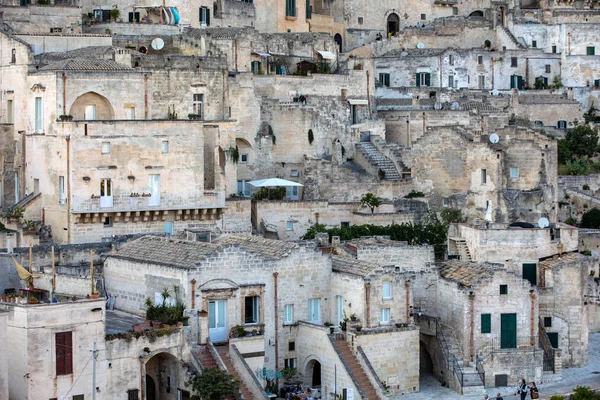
248,178,303,187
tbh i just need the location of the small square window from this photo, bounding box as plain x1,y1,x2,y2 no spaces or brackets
500,284,508,295
532,40,537,48
510,167,519,179
452,7,458,15
587,46,595,56
481,169,487,185
421,14,426,20
286,221,293,231
544,317,552,327
557,120,567,129
443,198,449,207
545,65,551,73
341,221,350,228
240,153,248,163
511,57,518,67
101,142,110,154
478,55,483,65
380,308,390,324
103,217,112,227
162,141,169,153
288,341,295,351
357,17,363,24
552,45,557,53
290,170,299,177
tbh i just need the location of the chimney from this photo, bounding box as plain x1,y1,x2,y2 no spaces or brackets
567,87,574,100
332,236,341,250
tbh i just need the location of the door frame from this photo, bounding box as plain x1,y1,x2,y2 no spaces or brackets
209,300,227,343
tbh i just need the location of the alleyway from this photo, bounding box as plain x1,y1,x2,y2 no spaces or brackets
392,333,600,399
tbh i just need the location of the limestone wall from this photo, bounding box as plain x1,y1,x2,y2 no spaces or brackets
15,33,112,54
0,5,82,34
222,199,252,233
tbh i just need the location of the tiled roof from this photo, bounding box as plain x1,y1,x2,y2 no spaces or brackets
446,101,504,112
39,58,132,71
519,95,578,105
538,252,585,270
112,236,218,268
216,234,298,260
332,253,380,278
38,46,139,62
439,260,495,287
347,236,409,247
184,27,250,40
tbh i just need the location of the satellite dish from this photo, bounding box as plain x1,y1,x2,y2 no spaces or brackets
489,133,500,144
492,89,499,96
401,51,408,57
151,38,164,51
417,42,425,49
538,217,549,229
450,102,460,110
138,46,148,54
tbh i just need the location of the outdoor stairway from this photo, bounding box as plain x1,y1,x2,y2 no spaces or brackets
501,26,525,49
215,345,253,400
331,338,379,399
439,326,485,394
191,345,219,369
451,238,472,261
355,142,401,180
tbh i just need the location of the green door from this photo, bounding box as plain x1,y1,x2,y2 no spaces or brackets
547,332,559,348
500,313,517,349
522,263,537,286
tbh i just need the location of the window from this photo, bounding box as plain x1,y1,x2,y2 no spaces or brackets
284,304,294,324
199,7,210,26
443,198,449,207
552,45,557,53
101,142,111,154
481,313,491,333
380,308,390,324
290,170,299,177
557,120,567,129
284,358,297,368
511,75,524,90
59,176,66,204
84,105,96,120
34,96,43,133
103,217,112,227
286,221,293,231
336,295,344,324
288,341,295,351
511,57,518,67
286,0,296,17
237,180,250,197
240,153,248,163
544,317,552,327
478,55,483,65
379,73,390,87
162,141,169,153
11,48,16,64
192,94,204,118
452,7,458,15
448,75,454,88
7,99,13,123
244,296,259,324
532,40,537,48
499,284,508,295
478,75,485,89
128,11,141,22
595,79,600,88
56,331,73,375
357,17,363,24
341,221,350,228
129,107,136,119
545,65,551,73
177,389,190,400
481,169,487,184
382,281,392,299
416,72,431,87
421,13,426,20
510,167,519,179
307,298,320,322
73,396,84,400
448,54,454,65
587,46,595,56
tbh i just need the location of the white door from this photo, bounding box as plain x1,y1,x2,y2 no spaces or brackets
100,178,113,208
148,174,160,206
209,300,227,343
84,105,96,120
337,296,344,325
286,186,299,200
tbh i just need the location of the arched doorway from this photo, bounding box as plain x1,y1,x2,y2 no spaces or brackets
146,375,157,400
387,13,399,37
305,359,322,388
68,91,115,120
334,33,342,53
419,342,433,375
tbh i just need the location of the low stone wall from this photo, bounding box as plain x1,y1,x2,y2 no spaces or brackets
480,350,543,388
229,343,270,399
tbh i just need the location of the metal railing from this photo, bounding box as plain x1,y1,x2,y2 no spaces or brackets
477,336,538,354
71,192,225,213
539,319,556,373
476,356,485,386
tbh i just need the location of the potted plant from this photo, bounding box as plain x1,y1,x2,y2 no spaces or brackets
71,295,78,301
91,291,100,299
350,313,358,322
280,366,297,383
198,309,208,317
355,324,363,332
28,296,38,304
86,294,91,299
324,322,335,334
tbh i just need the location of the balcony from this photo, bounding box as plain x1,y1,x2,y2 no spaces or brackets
71,192,225,224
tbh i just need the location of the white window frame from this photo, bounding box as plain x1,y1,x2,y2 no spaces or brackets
380,308,390,324
382,281,392,299
34,96,43,133
336,295,344,324
510,167,519,179
478,75,486,89
101,142,111,154
162,141,169,153
59,176,66,204
237,180,251,197
240,153,248,163
284,358,297,369
286,221,294,231
284,304,294,324
481,169,487,185
244,296,260,324
85,104,96,120
129,107,136,120
192,94,204,118
307,298,320,323
290,169,299,177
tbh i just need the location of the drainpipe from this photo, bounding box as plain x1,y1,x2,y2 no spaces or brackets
366,70,372,119
234,39,238,72
144,74,149,119
222,70,226,120
405,280,411,323
273,272,279,377
422,113,427,136
66,136,71,244
439,55,442,88
469,292,475,361
491,58,495,89
365,282,371,328
190,279,196,309
62,73,67,115
525,58,529,88
567,33,571,56
530,290,536,346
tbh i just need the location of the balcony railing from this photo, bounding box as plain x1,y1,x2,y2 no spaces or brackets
71,192,225,213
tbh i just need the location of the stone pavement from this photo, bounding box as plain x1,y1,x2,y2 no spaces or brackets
392,333,600,400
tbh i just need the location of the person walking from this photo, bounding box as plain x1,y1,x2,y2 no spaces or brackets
517,378,529,400
529,382,539,399
496,393,504,400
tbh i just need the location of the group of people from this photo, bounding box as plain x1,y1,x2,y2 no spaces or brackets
284,384,314,400
484,380,539,400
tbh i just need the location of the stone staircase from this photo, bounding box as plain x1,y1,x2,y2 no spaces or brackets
500,26,525,49
369,136,411,178
355,142,401,180
438,325,485,395
451,237,472,261
330,337,379,399
191,345,219,369
216,345,254,400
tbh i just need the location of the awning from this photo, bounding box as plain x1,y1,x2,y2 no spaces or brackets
348,99,369,105
318,51,336,60
248,178,303,188
252,52,271,57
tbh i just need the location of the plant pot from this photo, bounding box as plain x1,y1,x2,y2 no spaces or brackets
145,319,152,327
133,324,146,332
91,294,100,299
71,296,78,301
28,300,38,304
329,327,335,334
152,321,162,329
176,321,184,328
199,311,208,317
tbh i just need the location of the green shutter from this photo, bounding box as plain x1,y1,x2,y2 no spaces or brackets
385,74,390,87
587,47,595,56
522,263,537,286
481,314,491,333
306,0,311,19
518,76,524,90
425,73,431,87
416,73,421,87
500,313,517,349
552,45,557,53
547,332,559,348
510,75,516,89
206,8,210,25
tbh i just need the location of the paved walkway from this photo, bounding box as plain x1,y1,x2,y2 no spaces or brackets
392,333,600,399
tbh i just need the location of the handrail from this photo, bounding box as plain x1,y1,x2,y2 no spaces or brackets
476,356,485,386
356,346,388,395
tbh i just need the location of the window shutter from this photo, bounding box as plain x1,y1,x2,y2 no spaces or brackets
385,74,390,87
206,8,210,25
416,73,421,87
510,75,515,89
56,333,65,375
481,314,491,333
64,332,73,374
518,76,524,90
425,73,431,87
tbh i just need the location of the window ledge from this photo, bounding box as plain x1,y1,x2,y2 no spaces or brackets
283,322,299,327
285,15,298,20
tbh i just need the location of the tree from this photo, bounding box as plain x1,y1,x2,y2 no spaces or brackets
561,125,599,161
360,193,382,214
187,367,239,400
580,208,600,229
439,208,466,225
570,386,600,400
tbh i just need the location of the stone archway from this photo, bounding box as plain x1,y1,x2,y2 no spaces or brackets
304,358,322,388
68,91,115,120
469,10,484,17
387,13,400,37
146,374,157,400
144,352,181,400
334,33,343,53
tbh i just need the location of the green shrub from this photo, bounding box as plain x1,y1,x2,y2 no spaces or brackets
583,184,591,190
253,186,286,201
404,190,425,199
570,386,600,400
580,208,600,229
